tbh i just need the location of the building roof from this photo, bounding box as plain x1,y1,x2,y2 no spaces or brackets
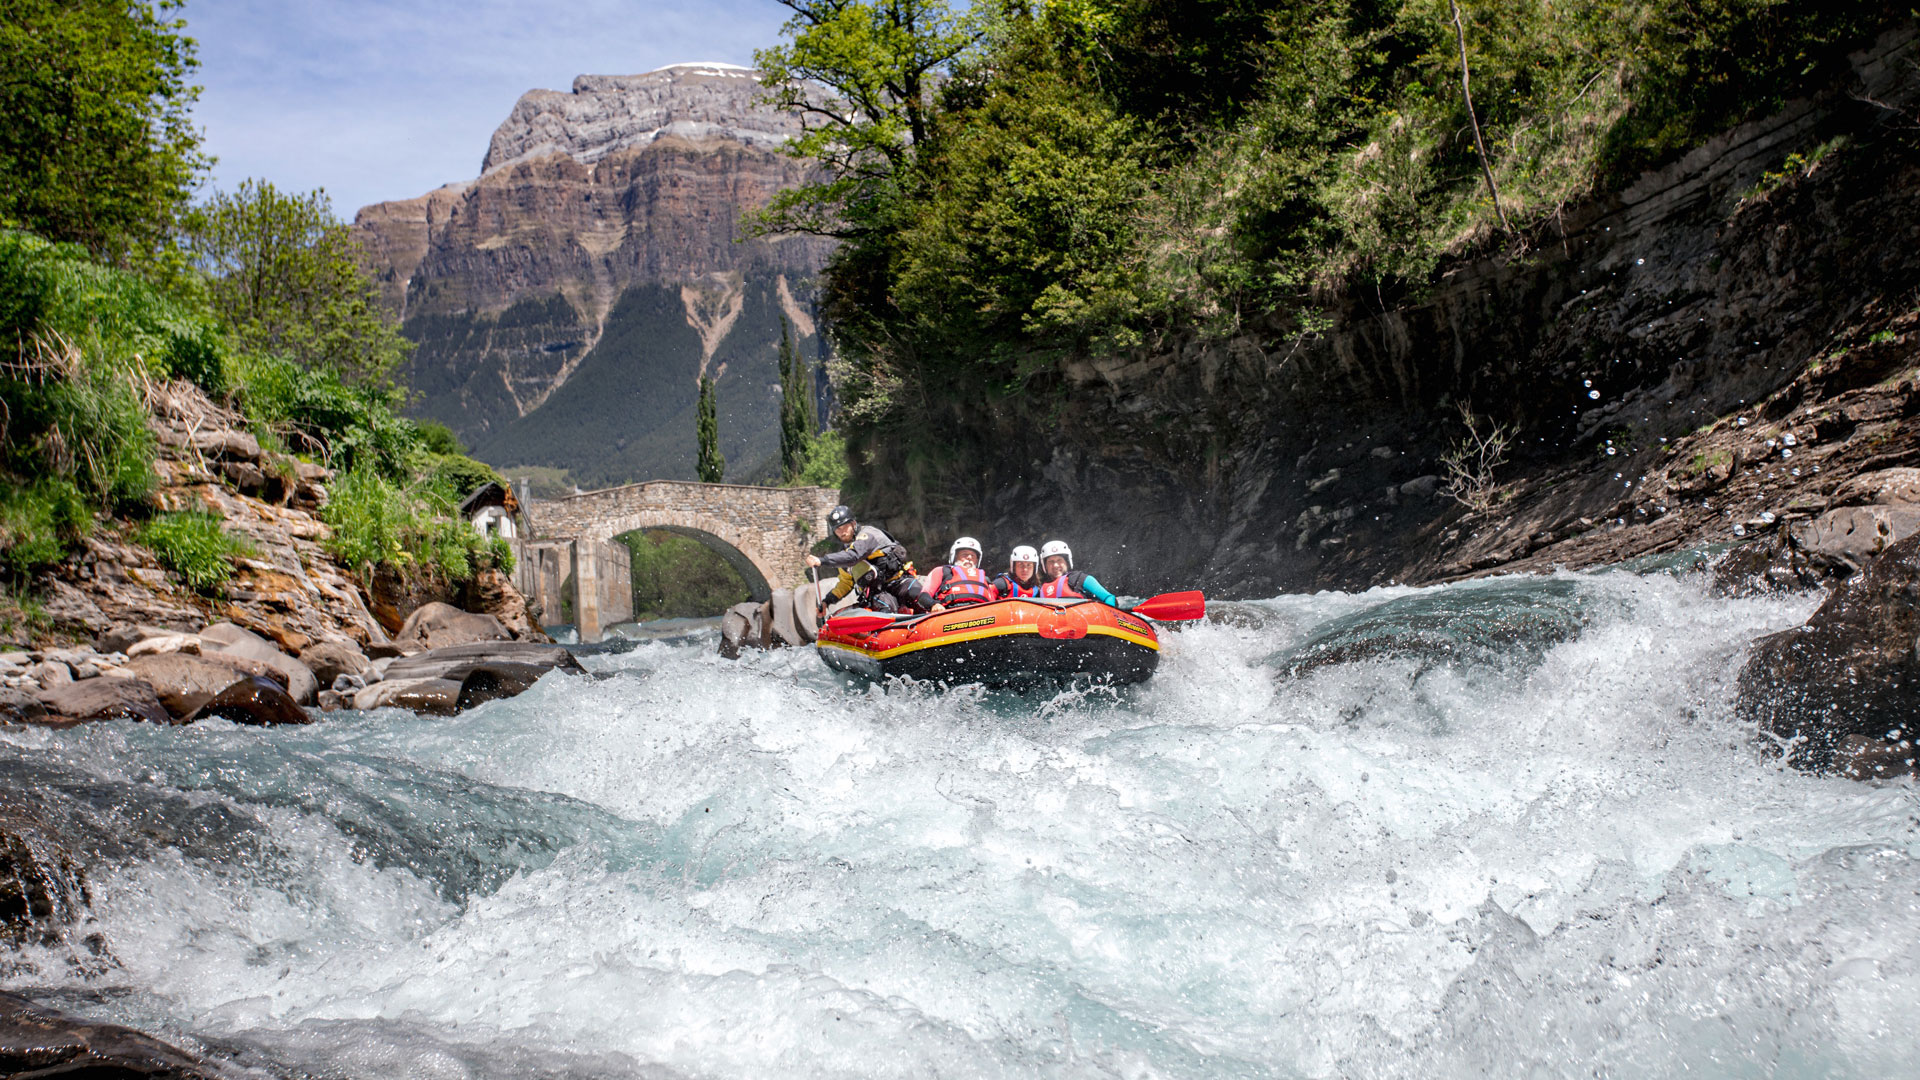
458,481,518,516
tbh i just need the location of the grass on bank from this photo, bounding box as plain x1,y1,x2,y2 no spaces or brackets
135,508,255,591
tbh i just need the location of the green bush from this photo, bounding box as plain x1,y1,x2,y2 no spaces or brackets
224,349,418,475
322,465,489,585
487,535,515,576
791,429,851,488
0,479,91,576
135,509,254,591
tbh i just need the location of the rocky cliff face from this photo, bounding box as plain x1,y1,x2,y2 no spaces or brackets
852,27,1920,598
353,64,833,487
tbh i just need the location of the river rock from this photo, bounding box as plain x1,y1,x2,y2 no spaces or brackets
1788,505,1920,569
769,588,801,647
0,689,48,725
198,622,319,704
1832,466,1920,506
392,602,512,654
354,677,463,715
455,662,553,709
122,633,201,658
122,653,253,718
300,639,371,686
185,675,311,726
1738,531,1920,773
26,661,70,690
317,689,350,711
34,678,172,725
94,623,195,654
382,641,584,683
0,991,219,1078
460,567,548,641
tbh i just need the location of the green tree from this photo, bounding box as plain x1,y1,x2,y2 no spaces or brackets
182,179,411,385
696,374,725,483
0,0,207,264
777,317,817,481
753,0,980,237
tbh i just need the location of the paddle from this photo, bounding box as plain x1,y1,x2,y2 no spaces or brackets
1129,590,1206,622
823,613,898,635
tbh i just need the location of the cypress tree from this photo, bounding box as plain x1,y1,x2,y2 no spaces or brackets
777,317,815,482
696,374,724,483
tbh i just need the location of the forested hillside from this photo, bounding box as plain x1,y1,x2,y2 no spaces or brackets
761,0,1919,591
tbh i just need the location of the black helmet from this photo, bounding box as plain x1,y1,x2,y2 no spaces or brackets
827,505,855,530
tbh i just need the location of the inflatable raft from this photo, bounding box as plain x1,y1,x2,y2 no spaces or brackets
814,597,1161,685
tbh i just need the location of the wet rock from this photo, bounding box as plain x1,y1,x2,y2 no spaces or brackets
121,653,254,718
300,639,371,687
34,678,172,725
719,601,764,659
331,673,366,692
354,677,462,715
185,675,311,726
1710,535,1829,596
382,641,584,683
1739,531,1920,772
0,991,218,1078
1834,734,1918,779
0,798,87,948
316,689,350,711
455,662,552,709
199,622,318,704
0,689,48,725
392,601,512,654
1832,466,1920,506
1269,578,1589,678
1788,505,1920,569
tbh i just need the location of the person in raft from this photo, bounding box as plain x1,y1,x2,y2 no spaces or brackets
1037,540,1126,608
808,505,944,616
992,544,1043,599
925,536,996,607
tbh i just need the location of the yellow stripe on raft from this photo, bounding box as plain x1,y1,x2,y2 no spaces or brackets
820,621,1158,660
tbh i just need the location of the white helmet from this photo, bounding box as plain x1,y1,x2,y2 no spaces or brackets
948,536,982,563
1039,540,1073,569
1009,544,1038,570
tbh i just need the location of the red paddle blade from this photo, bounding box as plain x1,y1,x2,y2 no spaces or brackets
824,613,895,635
1131,590,1205,621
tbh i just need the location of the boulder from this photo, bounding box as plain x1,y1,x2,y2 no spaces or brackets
26,661,70,690
0,689,48,725
719,601,761,659
392,602,512,654
382,641,584,683
190,427,260,460
1789,505,1920,569
353,678,462,715
185,675,311,726
300,640,371,687
316,689,350,711
94,623,195,654
34,678,171,725
768,588,801,647
198,622,318,704
0,991,220,1078
455,662,553,710
1738,531,1920,773
459,568,549,642
122,653,255,718
1832,466,1920,506
792,583,820,642
123,633,201,657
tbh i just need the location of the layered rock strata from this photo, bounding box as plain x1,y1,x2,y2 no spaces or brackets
353,64,833,486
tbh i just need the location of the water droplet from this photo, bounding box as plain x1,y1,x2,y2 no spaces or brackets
1589,390,1601,400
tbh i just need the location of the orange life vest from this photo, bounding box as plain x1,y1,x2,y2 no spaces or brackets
1040,572,1087,600
931,564,994,605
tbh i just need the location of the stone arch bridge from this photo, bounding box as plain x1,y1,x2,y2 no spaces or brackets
512,480,841,641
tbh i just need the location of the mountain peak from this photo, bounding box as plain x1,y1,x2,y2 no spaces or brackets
482,63,797,175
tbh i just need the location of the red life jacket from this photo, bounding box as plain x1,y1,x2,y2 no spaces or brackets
995,573,1041,599
1040,571,1087,599
931,564,994,605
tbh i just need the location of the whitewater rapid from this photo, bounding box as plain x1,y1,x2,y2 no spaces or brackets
3,569,1917,1078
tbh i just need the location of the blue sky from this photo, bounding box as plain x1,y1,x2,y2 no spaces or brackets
182,0,789,220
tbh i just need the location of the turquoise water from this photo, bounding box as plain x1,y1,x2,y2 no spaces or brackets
2,569,1916,1078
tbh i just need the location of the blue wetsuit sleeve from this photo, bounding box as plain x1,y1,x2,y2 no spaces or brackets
1079,575,1120,607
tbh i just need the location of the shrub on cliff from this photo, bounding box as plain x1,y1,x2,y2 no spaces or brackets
135,508,254,591
321,466,496,586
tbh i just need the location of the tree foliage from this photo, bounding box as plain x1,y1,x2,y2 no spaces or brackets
695,374,725,483
777,317,817,482
182,180,412,385
0,0,207,264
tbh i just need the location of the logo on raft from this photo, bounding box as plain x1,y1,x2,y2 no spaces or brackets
1116,615,1150,635
940,616,998,633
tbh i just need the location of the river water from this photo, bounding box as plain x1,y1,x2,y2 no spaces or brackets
3,568,1917,1078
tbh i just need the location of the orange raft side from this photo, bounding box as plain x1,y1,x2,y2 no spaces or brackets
814,597,1160,685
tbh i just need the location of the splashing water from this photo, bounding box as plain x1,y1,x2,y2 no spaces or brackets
3,569,1917,1078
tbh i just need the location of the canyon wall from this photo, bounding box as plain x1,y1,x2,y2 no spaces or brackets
353,64,833,488
851,28,1920,597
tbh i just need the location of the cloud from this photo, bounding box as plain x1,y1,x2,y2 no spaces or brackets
183,0,789,216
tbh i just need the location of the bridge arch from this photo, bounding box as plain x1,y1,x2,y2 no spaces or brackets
599,515,775,602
